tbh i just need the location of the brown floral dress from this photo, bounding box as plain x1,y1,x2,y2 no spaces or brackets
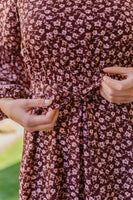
0,0,133,199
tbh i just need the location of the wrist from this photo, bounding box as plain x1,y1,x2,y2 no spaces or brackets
0,98,13,107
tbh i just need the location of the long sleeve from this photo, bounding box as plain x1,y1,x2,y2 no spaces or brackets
0,1,31,120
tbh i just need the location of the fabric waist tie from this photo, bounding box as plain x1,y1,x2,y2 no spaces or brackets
29,74,105,114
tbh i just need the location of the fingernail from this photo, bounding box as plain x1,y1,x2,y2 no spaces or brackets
103,76,107,81
103,67,112,70
44,99,52,104
102,68,109,71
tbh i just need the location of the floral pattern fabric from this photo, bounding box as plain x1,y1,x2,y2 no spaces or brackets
0,0,133,199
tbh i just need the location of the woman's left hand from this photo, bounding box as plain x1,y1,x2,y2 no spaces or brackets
100,66,133,103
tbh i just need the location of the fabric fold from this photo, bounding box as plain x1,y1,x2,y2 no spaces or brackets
0,0,31,120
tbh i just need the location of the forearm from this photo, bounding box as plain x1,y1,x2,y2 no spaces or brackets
0,98,13,120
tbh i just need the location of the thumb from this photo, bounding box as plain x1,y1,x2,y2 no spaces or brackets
102,66,133,75
23,98,53,108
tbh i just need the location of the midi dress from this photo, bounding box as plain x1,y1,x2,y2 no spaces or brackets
0,0,133,199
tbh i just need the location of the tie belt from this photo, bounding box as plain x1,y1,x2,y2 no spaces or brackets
30,74,104,114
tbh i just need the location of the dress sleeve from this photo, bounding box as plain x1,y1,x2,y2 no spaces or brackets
0,1,31,120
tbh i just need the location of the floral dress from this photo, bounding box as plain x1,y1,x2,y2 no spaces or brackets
0,0,133,199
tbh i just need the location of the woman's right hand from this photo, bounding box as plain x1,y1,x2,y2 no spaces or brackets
0,98,59,132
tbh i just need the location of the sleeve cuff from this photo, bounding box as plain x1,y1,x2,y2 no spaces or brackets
0,84,30,121
0,84,29,99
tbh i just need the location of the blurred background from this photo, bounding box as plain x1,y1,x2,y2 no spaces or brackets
0,119,24,200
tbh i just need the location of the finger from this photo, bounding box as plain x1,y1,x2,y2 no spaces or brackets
103,75,133,90
101,81,133,97
22,98,53,108
100,87,133,103
100,87,112,102
26,109,58,127
103,66,133,75
25,109,59,132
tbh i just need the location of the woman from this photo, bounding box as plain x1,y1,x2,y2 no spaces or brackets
0,0,133,199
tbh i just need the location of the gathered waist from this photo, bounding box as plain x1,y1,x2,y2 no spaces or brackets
29,73,105,114
30,73,104,97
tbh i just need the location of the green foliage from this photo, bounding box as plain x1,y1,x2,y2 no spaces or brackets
0,137,23,200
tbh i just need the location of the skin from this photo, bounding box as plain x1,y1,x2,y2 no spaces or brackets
0,66,133,132
100,66,133,103
0,98,59,132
